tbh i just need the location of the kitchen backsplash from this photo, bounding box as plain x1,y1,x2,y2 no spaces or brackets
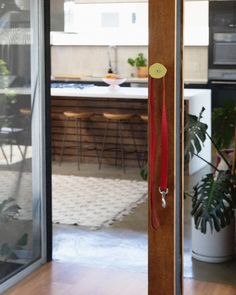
51,46,148,78
51,45,208,81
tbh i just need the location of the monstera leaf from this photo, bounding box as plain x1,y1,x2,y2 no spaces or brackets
212,102,236,150
0,198,21,223
191,171,235,234
184,107,208,163
0,233,28,261
140,164,148,181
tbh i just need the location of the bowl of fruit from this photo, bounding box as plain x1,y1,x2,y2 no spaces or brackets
102,74,126,90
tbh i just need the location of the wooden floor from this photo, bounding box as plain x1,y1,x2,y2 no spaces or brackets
4,262,236,295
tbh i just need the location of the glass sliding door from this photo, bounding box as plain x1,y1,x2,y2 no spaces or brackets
0,0,47,291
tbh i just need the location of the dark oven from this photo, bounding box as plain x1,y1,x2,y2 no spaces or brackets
209,29,236,68
210,80,236,108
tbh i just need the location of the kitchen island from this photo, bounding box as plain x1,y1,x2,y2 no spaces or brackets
51,86,148,167
51,86,211,170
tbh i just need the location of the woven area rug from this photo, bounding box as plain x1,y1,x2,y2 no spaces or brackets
0,171,148,229
52,175,148,229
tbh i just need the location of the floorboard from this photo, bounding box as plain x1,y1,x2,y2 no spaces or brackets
4,262,147,295
4,262,236,295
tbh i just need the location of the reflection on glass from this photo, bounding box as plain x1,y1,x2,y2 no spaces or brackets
0,0,41,283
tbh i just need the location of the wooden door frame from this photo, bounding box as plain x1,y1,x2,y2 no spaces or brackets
45,0,53,262
45,0,184,292
148,0,183,294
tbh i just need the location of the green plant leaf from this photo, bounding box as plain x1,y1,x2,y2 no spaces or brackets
0,243,12,257
140,164,148,181
191,171,234,234
212,102,236,150
15,233,28,247
0,198,20,222
184,107,208,163
127,53,147,67
0,59,10,76
127,58,135,67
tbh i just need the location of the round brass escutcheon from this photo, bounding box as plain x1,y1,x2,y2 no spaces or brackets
149,63,167,79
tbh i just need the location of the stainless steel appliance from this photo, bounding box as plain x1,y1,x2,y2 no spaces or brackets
208,1,236,107
209,0,236,80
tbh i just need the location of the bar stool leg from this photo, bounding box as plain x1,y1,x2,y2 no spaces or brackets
99,119,109,170
118,120,126,173
59,118,68,166
115,120,119,166
76,119,81,170
130,122,141,168
79,119,83,161
90,120,100,166
140,131,148,167
0,145,9,165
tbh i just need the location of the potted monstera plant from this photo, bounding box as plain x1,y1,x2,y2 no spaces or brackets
185,106,236,263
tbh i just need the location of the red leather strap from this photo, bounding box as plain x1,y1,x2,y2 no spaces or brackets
150,77,159,229
149,76,168,230
160,77,168,192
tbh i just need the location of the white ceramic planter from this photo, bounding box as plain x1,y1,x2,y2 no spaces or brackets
192,217,235,263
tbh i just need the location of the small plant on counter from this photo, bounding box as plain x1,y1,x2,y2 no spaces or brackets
127,53,148,78
127,53,147,68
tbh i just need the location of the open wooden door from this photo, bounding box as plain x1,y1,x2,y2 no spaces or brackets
148,0,183,294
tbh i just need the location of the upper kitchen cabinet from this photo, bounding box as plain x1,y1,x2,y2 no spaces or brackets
51,0,64,31
210,0,236,28
184,1,209,46
51,0,148,46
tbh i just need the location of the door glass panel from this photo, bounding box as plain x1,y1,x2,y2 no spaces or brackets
184,0,236,291
0,0,42,283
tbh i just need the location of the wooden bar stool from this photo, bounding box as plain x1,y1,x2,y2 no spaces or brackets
99,112,140,173
140,114,148,167
59,111,98,169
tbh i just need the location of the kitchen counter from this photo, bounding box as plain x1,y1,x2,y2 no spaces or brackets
51,86,211,169
51,86,148,99
184,79,209,85
51,76,148,84
51,86,209,100
51,86,148,167
52,76,209,86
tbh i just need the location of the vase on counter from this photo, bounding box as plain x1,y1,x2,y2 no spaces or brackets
137,66,148,78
